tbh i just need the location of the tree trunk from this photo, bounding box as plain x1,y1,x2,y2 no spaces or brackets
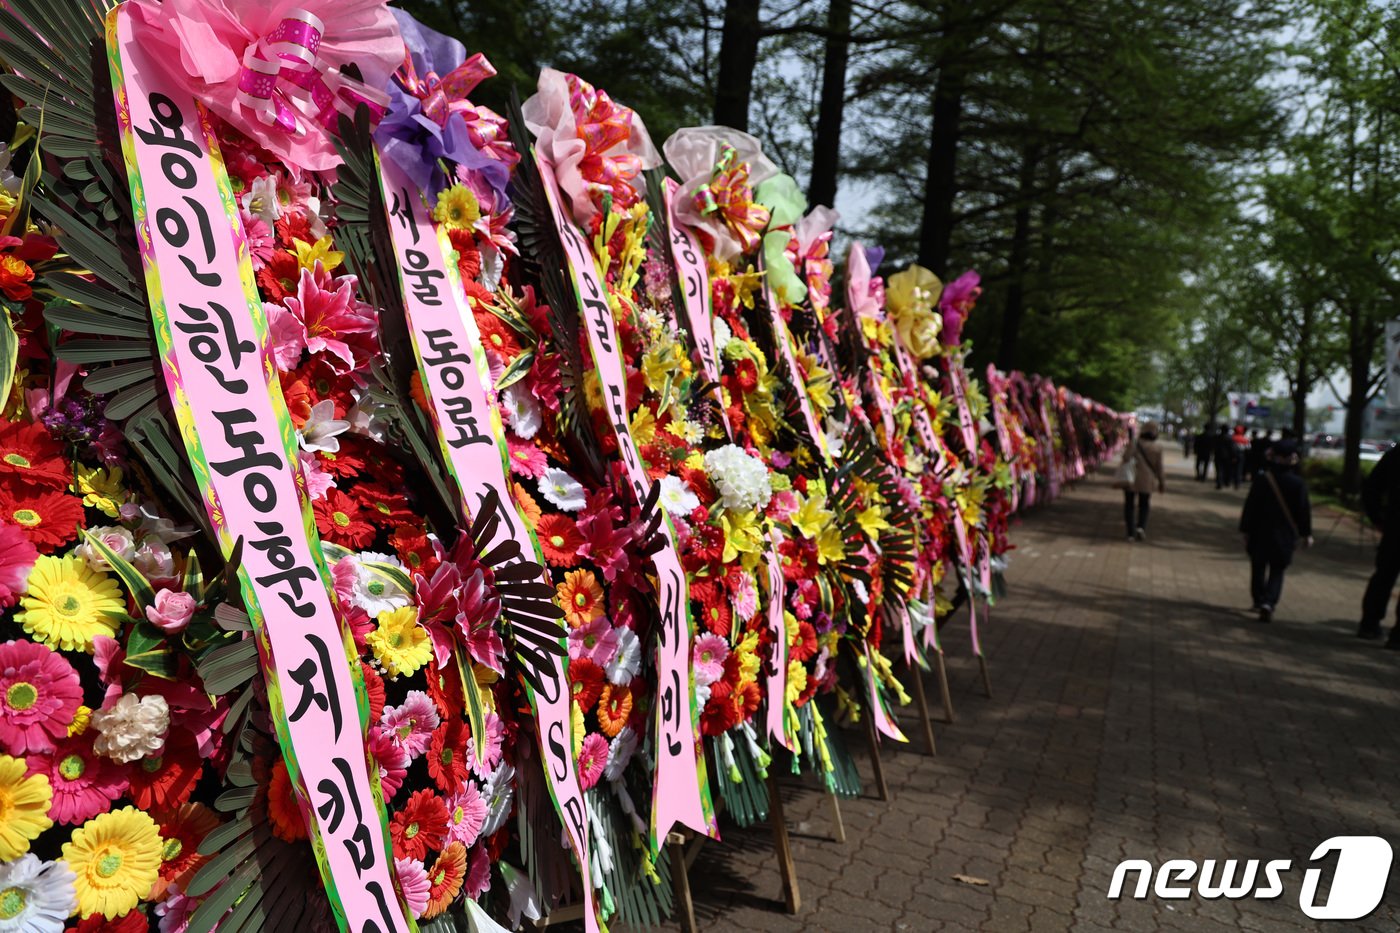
1342,309,1375,499
807,0,852,207
916,44,964,272
713,0,762,130
996,143,1042,372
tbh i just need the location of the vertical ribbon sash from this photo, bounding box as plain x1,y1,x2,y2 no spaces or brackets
863,643,907,742
536,154,716,849
949,357,980,458
375,157,598,931
759,257,830,465
889,329,943,470
107,8,409,931
663,184,791,751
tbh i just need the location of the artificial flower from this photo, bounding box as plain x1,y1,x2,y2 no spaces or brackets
0,756,51,859
126,731,201,813
29,736,128,826
596,684,632,738
379,691,440,760
73,526,135,574
443,784,487,848
390,789,449,862
297,398,351,453
568,616,619,668
433,185,481,231
500,385,541,440
16,556,122,654
314,489,377,550
0,640,82,755
692,633,729,687
658,475,700,516
266,267,377,375
604,626,640,686
90,693,170,765
369,728,411,801
0,488,85,554
144,589,196,635
556,569,604,628
367,607,434,679
151,802,220,897
535,514,583,568
267,759,307,842
0,854,76,933
505,438,548,479
424,842,467,919
394,857,431,920
568,659,605,710
576,733,608,791
537,468,586,512
427,720,469,794
703,444,772,512
71,465,125,519
0,522,38,608
0,419,68,489
62,806,162,919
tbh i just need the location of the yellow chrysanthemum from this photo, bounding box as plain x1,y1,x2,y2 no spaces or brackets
366,607,433,678
433,185,481,231
62,806,163,919
571,701,585,758
17,555,123,653
72,464,127,518
0,755,52,860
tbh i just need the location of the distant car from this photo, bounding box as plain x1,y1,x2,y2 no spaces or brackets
1361,441,1385,462
1313,433,1338,448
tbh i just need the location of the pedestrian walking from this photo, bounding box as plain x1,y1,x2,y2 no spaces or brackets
1358,445,1400,645
1239,440,1312,624
1193,426,1212,481
1245,429,1269,480
1213,425,1237,489
1231,424,1250,488
1116,421,1165,541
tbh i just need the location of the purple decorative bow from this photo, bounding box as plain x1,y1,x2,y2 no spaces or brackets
235,10,389,137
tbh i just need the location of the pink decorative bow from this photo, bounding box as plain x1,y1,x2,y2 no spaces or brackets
395,50,517,166
569,75,648,211
235,10,389,137
692,143,770,256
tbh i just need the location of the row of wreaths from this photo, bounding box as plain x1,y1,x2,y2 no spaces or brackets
0,2,1125,931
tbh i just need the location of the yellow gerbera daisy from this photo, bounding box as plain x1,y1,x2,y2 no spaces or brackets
72,463,127,518
62,806,163,919
432,184,480,231
366,606,433,678
17,555,123,653
0,754,53,860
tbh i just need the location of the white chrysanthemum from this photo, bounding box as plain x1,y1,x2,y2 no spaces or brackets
703,444,773,512
658,475,700,516
354,553,412,616
90,693,170,764
0,854,75,933
502,385,542,440
480,763,517,837
603,726,638,782
605,627,641,685
539,468,587,512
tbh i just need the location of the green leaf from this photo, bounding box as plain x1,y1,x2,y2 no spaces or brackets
184,550,203,601
494,346,535,391
82,528,156,610
125,620,165,658
125,648,179,679
456,649,489,771
362,559,414,593
0,303,17,411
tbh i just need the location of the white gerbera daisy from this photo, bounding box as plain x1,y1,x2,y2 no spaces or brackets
502,385,542,440
0,854,76,933
658,475,700,516
605,627,641,685
539,468,587,512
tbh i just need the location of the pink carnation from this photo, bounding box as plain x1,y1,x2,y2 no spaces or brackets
0,640,83,754
0,522,37,608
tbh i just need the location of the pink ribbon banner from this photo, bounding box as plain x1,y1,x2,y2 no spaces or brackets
108,7,408,930
949,357,980,457
760,258,830,465
663,182,791,751
536,153,716,849
864,643,908,742
376,156,598,930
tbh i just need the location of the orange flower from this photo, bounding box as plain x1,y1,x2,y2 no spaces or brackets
556,569,604,628
0,254,35,300
424,842,468,918
597,684,633,737
266,760,307,842
536,514,583,567
512,484,543,528
152,802,220,899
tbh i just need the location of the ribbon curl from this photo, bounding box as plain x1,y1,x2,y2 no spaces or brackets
693,143,770,256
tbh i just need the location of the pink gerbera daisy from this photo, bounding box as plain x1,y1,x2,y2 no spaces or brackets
504,437,548,479
395,857,431,919
577,733,608,790
443,783,487,847
568,616,619,669
464,842,492,899
0,523,37,608
468,713,505,781
0,639,83,754
29,735,130,824
692,634,729,687
369,726,412,801
379,691,441,761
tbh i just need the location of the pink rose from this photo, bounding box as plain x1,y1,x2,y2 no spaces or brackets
146,588,197,634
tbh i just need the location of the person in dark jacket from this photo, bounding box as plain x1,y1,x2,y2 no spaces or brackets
1245,430,1270,481
1239,440,1312,623
1193,427,1212,481
1358,446,1400,645
1214,425,1238,489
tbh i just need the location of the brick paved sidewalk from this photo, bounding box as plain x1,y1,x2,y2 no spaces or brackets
649,454,1400,932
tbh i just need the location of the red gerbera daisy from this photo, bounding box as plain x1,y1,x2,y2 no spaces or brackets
317,436,369,478
390,789,450,861
568,658,605,711
475,313,521,361
424,657,464,720
127,729,202,811
361,661,386,722
535,514,583,568
701,681,740,736
152,801,220,897
0,419,68,489
313,488,376,549
428,720,470,793
353,483,417,525
0,486,84,553
66,911,147,933
255,249,302,302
